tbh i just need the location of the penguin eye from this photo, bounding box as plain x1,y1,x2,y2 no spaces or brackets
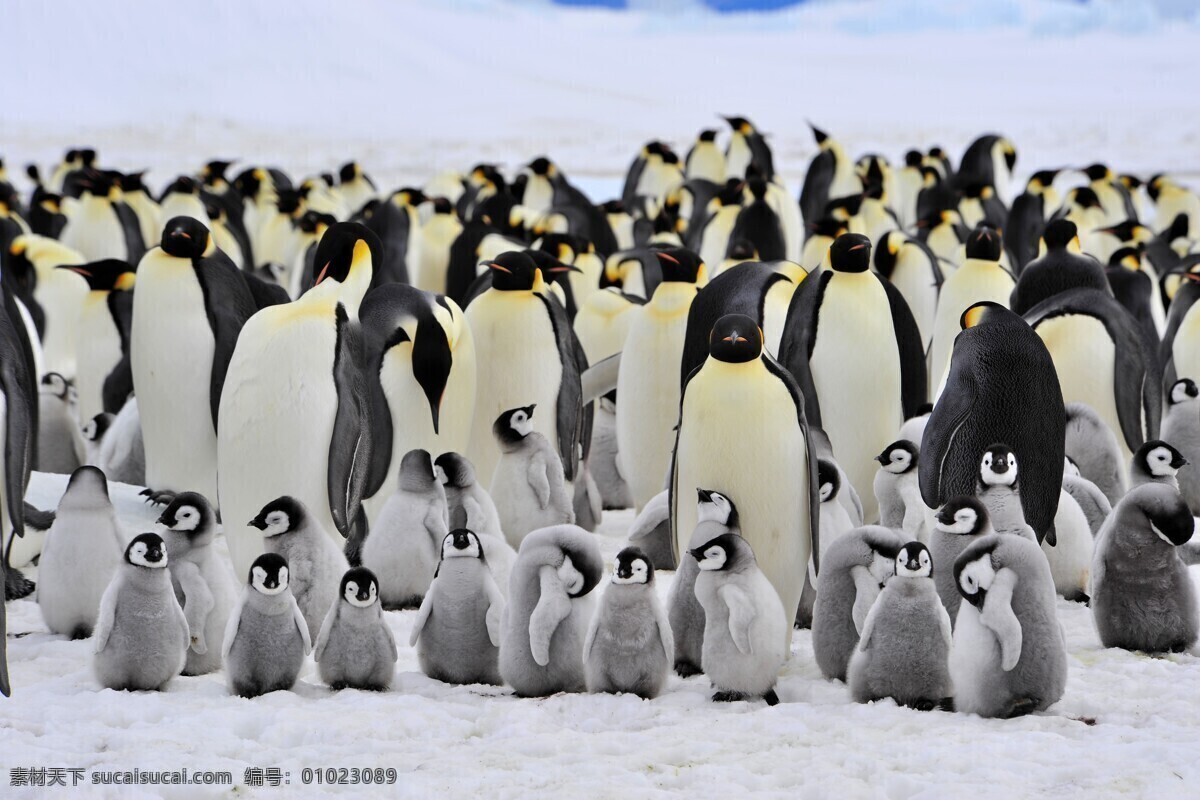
346,582,358,595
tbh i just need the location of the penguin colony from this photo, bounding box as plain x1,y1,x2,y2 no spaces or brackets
0,123,1197,721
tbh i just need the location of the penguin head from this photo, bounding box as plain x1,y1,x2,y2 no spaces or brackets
434,452,476,489
338,161,362,184
1126,484,1196,547
80,413,113,443
162,175,200,199
817,460,841,503
807,121,829,146
249,553,289,595
1169,379,1199,406
527,157,556,179
1134,440,1188,479
156,491,213,534
398,448,437,491
875,440,918,475
248,496,304,538
697,129,719,144
715,179,746,208
654,247,706,284
441,529,484,561
64,465,109,505
965,225,1003,262
40,372,70,401
200,159,233,187
311,221,382,287
556,554,587,596
1082,163,1112,183
1068,187,1103,214
340,567,380,608
690,532,753,572
391,187,428,209
493,405,536,446
998,139,1017,173
537,233,583,265
612,547,652,585
895,542,933,579
828,233,872,273
935,496,989,536
1107,247,1143,271
1097,220,1151,245
696,488,738,528
126,533,168,569
160,216,215,260
708,313,763,364
1064,456,1081,477
958,301,1008,331
59,259,136,292
979,444,1018,487
724,116,755,136
954,541,999,609
1041,219,1079,251
486,251,541,292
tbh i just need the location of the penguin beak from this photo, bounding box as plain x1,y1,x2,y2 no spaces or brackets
966,588,987,609
248,516,266,530
696,488,712,503
546,264,582,274
616,565,632,580
873,454,886,464
413,321,453,436
688,548,704,561
486,262,511,274
935,507,955,526
155,512,170,526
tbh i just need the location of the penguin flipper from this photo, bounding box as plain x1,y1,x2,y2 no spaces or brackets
222,594,247,664
527,452,552,510
652,595,674,667
193,250,260,430
777,270,830,429
856,595,883,651
917,364,978,509
174,561,213,654
718,583,756,656
313,603,337,663
0,359,31,544
484,579,504,649
799,150,834,226
0,591,7,696
92,578,120,655
535,292,584,482
879,276,929,417
850,567,882,635
327,306,371,538
409,590,433,648
529,565,571,667
582,603,600,665
980,568,1022,671
291,595,312,655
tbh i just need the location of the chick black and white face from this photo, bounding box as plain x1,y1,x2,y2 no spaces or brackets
344,578,378,608
612,550,650,585
252,564,289,595
695,543,728,571
980,447,1017,486
1169,379,1198,406
80,419,98,442
937,503,980,535
957,556,996,608
1141,443,1186,477
867,549,896,585
509,408,533,437
126,533,167,569
166,505,200,532
817,461,840,503
876,441,916,475
261,510,291,537
895,543,932,579
442,530,482,560
558,555,584,596
696,489,733,525
1064,457,1081,478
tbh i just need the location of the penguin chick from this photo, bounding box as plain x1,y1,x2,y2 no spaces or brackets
37,373,83,474
812,526,906,681
38,466,125,640
1129,440,1188,491
1161,379,1200,514
435,451,516,595
692,533,787,704
872,440,926,542
411,530,505,685
669,489,740,678
251,496,349,640
975,444,1036,540
625,489,675,571
1091,483,1197,653
797,460,856,629
223,553,311,698
93,533,189,691
361,449,449,610
499,524,603,697
490,405,574,548
1041,487,1094,603
847,542,954,711
315,567,397,691
157,492,238,675
1061,457,1112,537
950,534,1068,718
930,496,993,624
85,400,146,487
585,547,672,698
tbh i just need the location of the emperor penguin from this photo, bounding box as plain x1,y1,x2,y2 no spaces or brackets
1042,485,1094,603
584,547,672,698
811,526,905,682
1025,286,1160,464
955,135,1017,199
7,235,87,379
59,172,145,263
158,176,211,225
1010,220,1110,315
63,258,136,423
796,459,858,629
435,451,516,593
695,180,746,271
499,524,603,697
37,466,125,639
251,496,350,641
218,223,379,578
1161,378,1200,512
873,440,926,542
118,172,161,249
1090,483,1197,652
780,233,927,519
669,488,739,677
616,247,706,511
685,130,726,184
722,116,774,180
412,198,463,293
799,123,861,226
92,533,190,691
929,225,1014,392
1064,401,1128,506
847,542,954,711
314,567,397,691
921,302,1065,541
132,216,262,505
157,492,238,675
950,534,1068,718
1062,457,1113,537
223,552,311,698
691,533,787,704
411,530,504,686
360,449,449,608
337,162,377,216
358,283,475,525
37,373,84,474
1081,164,1137,228
975,445,1036,540
671,314,818,644
730,176,785,261
930,496,992,624
1006,170,1062,273
1129,440,1188,490
874,231,943,354
490,405,574,548
463,250,588,491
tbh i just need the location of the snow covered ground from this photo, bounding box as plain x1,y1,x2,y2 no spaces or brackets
4,472,1200,799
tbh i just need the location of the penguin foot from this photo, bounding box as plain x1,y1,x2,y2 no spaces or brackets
938,697,956,713
763,689,780,706
139,488,177,506
1169,641,1192,654
712,690,747,703
907,698,938,712
383,597,423,611
1002,697,1041,719
4,568,34,601
674,662,701,678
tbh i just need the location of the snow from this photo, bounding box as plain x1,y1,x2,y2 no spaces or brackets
3,472,1200,798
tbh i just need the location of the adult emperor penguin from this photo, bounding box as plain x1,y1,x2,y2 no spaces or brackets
463,250,588,489
218,223,379,578
780,233,927,519
59,171,145,263
1091,483,1197,652
955,134,1017,198
8,235,87,379
62,259,135,423
616,248,705,511
722,116,774,180
951,534,1068,718
358,283,475,524
799,123,862,226
1024,286,1159,463
314,567,398,691
132,216,263,504
412,198,463,293
874,231,943,354
685,130,726,184
921,302,1065,541
929,226,1014,392
1006,170,1062,273
671,314,818,643
1010,220,1109,315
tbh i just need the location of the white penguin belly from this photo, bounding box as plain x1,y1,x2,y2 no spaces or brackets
131,260,219,500
76,296,124,423
61,199,125,261
1035,315,1129,462
809,274,902,521
1173,305,1200,406
673,360,810,642
698,207,740,270
889,247,938,351
38,517,121,635
949,603,1003,715
34,273,88,380
1041,488,1092,599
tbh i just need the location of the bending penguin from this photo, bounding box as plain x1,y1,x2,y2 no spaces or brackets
929,496,993,624
314,567,398,691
